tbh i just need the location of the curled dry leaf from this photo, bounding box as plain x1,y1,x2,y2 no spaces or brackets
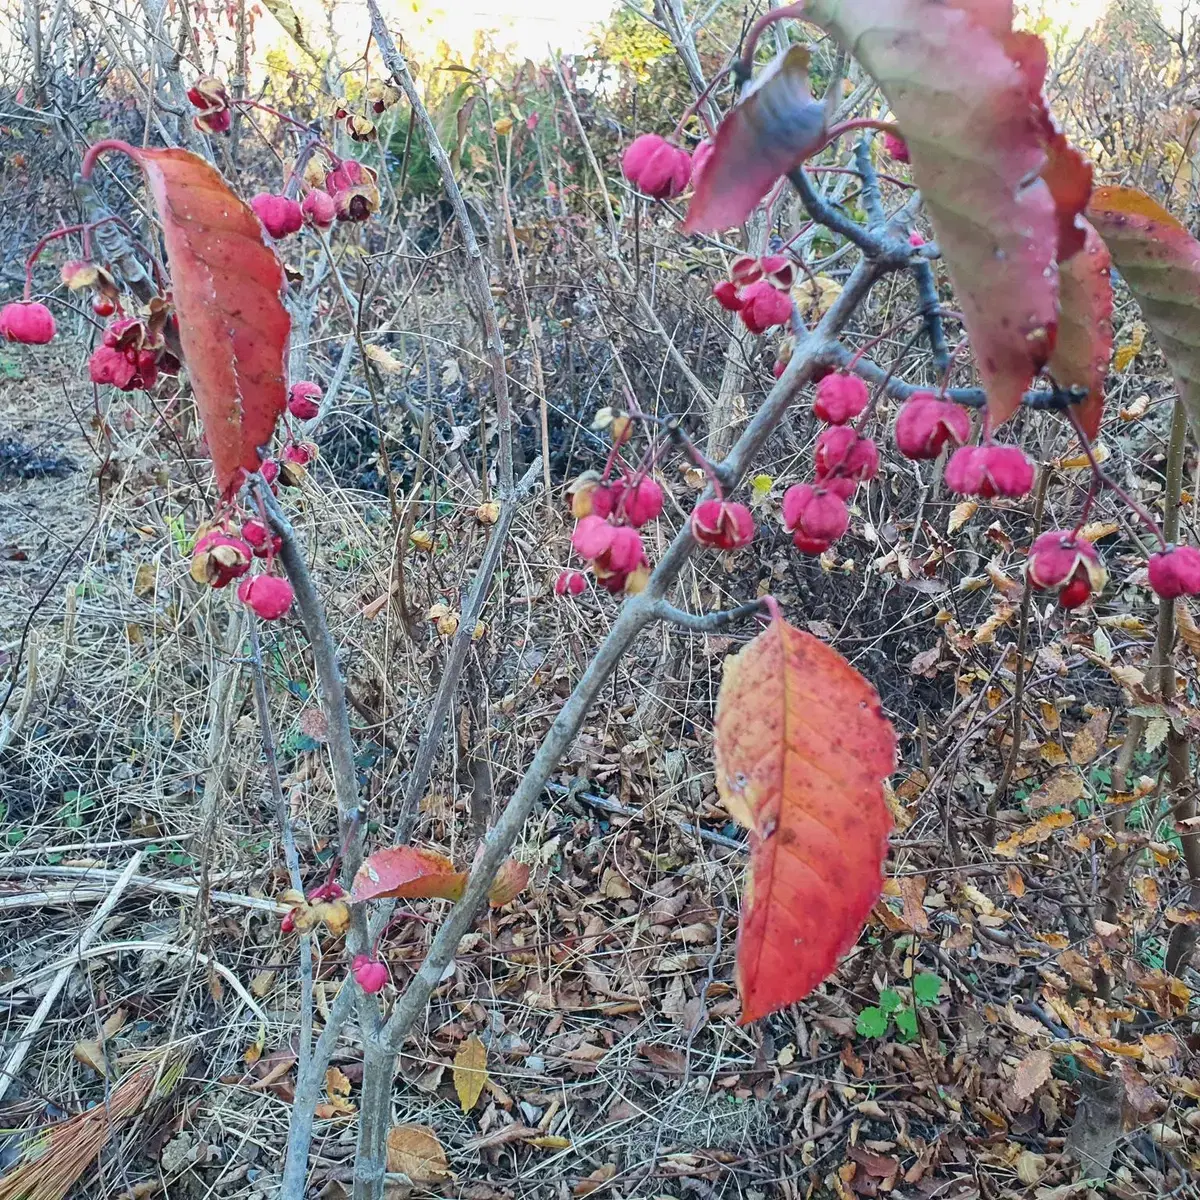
993,810,1074,858
714,613,895,1022
1011,1048,1053,1100
487,858,530,906
386,1124,450,1183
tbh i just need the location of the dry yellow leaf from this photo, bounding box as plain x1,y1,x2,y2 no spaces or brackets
1038,700,1061,730
410,529,435,552
973,604,1016,645
1011,1048,1053,1100
327,1066,352,1097
792,274,843,316
73,1038,109,1075
494,116,514,136
1039,741,1068,765
948,500,977,534
1113,320,1146,372
993,810,1074,858
1078,521,1120,542
365,343,404,373
133,563,157,597
1120,394,1151,420
528,1135,572,1150
251,969,278,998
1056,442,1110,470
1071,709,1110,765
1028,769,1085,810
1176,602,1200,657
476,501,501,525
453,1034,488,1112
1005,866,1026,898
387,1124,450,1183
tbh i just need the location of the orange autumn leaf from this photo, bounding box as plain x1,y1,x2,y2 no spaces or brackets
350,846,468,904
82,142,290,499
714,614,896,1023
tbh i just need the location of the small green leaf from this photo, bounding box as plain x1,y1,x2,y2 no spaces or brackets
912,972,943,1006
856,1007,888,1038
878,988,902,1014
893,1007,918,1040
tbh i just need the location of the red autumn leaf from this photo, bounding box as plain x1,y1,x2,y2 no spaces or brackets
684,45,826,234
82,142,290,499
487,859,530,907
713,614,895,1023
1046,219,1113,441
351,846,468,904
805,0,1091,427
1086,185,1200,440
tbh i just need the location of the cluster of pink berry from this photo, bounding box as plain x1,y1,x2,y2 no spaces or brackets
186,76,232,135
893,389,1035,500
781,374,876,555
621,132,712,201
88,314,180,392
557,470,664,596
711,254,796,335
190,515,293,621
184,380,328,620
250,158,380,241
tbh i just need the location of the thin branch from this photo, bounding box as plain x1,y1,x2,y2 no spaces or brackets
247,617,314,1074
652,598,766,632
392,457,543,845
367,0,513,495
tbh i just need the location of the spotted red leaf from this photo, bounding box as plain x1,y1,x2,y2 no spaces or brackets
805,0,1091,427
1046,220,1113,441
351,846,468,904
684,45,827,234
82,143,290,499
714,615,896,1023
1086,185,1200,441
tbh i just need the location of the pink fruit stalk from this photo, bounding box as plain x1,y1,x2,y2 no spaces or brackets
251,193,304,239
813,374,869,424
1148,544,1200,599
894,392,972,459
690,500,755,550
0,301,56,344
621,133,692,200
237,574,295,620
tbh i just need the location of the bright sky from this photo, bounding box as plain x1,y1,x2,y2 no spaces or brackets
256,0,1148,72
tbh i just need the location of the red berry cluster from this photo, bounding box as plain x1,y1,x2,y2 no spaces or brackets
190,519,294,621
186,76,231,135
781,373,876,556
563,471,663,595
1027,531,1107,609
711,255,796,334
892,390,1034,500
88,315,180,392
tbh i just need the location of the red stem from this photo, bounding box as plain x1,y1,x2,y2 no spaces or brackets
737,3,808,77
81,139,138,179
